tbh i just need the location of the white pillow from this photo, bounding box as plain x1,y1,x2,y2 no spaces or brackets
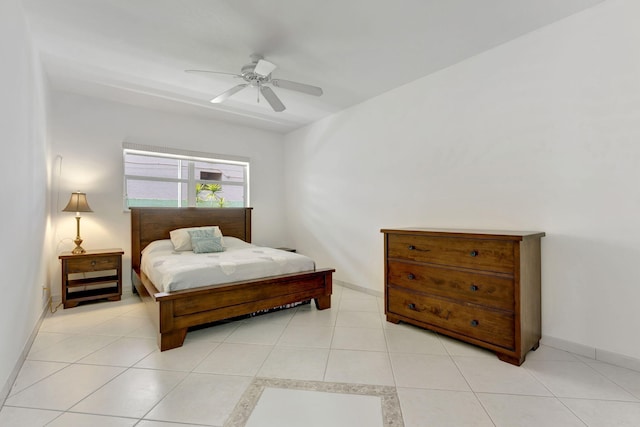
169,226,223,251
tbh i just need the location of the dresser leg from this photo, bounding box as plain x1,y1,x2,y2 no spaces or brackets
531,341,540,351
386,314,401,324
497,353,524,366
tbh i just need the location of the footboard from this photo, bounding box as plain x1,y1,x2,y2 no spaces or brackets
132,268,334,351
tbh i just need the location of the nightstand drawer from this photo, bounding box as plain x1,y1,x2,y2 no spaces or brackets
66,255,120,273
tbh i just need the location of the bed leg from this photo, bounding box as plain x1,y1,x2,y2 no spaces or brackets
159,328,187,351
314,295,331,310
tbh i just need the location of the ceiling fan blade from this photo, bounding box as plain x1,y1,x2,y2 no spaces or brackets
260,86,286,112
210,84,248,103
271,79,323,96
185,69,240,77
254,59,277,77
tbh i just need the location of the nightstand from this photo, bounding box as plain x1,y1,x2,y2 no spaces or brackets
59,248,124,309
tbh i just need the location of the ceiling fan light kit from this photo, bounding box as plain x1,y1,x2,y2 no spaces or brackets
186,54,323,112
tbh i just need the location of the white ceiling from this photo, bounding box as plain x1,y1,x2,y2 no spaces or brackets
23,0,604,133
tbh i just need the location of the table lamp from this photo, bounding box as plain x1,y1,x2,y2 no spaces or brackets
62,191,93,254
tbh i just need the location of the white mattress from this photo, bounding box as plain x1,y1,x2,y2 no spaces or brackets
141,237,316,292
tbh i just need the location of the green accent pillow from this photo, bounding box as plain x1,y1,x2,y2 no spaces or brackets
188,228,216,239
191,236,225,254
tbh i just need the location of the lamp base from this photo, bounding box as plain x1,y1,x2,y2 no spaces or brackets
72,237,86,254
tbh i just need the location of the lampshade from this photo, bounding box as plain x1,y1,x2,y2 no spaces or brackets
62,192,93,213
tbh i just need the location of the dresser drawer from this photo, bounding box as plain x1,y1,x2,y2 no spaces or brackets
65,256,120,273
388,287,515,349
387,234,514,273
387,261,514,312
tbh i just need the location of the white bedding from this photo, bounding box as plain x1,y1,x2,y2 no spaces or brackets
141,237,316,292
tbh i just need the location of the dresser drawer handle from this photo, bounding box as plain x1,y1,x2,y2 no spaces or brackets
469,284,479,292
408,245,415,250
408,303,416,310
91,260,97,266
407,273,415,280
469,250,479,257
470,319,479,327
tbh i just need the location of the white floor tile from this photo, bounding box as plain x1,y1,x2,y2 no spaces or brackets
397,388,493,427
385,325,448,355
70,368,187,418
8,360,69,396
4,364,125,410
525,360,638,400
89,315,155,337
335,311,383,328
289,305,337,327
136,421,205,427
478,393,585,427
134,340,219,372
325,350,395,386
561,398,640,427
338,296,380,313
438,334,495,358
27,333,120,363
454,356,552,396
27,332,74,356
331,327,387,352
143,373,252,425
391,353,470,391
0,406,61,426
258,347,329,381
277,324,334,348
523,345,580,362
46,412,138,426
582,359,640,400
78,336,157,367
193,342,272,376
224,320,287,345
245,387,384,427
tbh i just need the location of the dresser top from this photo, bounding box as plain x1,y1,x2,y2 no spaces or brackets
381,228,545,241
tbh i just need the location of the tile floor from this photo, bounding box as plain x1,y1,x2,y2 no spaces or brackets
2,284,640,426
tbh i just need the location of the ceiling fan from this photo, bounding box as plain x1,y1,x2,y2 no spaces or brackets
186,54,323,112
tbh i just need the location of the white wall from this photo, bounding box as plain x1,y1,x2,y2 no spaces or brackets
284,0,640,360
49,92,288,296
0,0,52,401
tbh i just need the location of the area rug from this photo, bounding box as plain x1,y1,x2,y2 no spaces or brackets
225,377,404,427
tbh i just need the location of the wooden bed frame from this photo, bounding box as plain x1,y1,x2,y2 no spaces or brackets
130,207,334,351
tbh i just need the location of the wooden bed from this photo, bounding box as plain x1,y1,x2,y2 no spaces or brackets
130,207,334,351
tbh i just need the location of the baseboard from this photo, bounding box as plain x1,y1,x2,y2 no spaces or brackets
0,302,49,406
541,335,640,372
334,279,383,298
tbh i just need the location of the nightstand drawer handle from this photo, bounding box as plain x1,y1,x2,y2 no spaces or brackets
408,245,415,250
469,250,479,257
407,273,415,280
470,284,479,292
408,303,416,310
91,260,97,266
470,319,479,327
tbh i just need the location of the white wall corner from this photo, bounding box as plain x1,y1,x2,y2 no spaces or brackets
0,304,49,406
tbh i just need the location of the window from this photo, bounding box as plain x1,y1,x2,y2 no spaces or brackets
123,143,249,209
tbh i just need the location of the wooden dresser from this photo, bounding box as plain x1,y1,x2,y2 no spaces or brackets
381,228,544,365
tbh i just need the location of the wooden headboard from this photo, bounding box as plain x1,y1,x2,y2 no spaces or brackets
130,207,253,271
